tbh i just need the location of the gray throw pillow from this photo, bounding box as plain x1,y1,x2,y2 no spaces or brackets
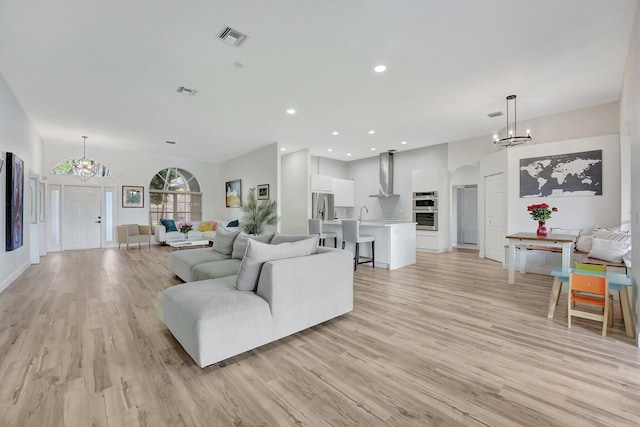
235,236,319,291
271,234,313,245
213,226,240,255
232,232,276,259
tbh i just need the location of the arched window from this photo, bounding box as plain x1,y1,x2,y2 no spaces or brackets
149,168,202,227
51,158,112,177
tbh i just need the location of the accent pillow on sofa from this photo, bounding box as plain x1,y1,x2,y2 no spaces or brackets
271,234,314,245
236,236,319,291
160,218,178,232
200,222,214,232
588,237,631,263
227,219,239,227
576,235,593,253
232,232,275,260
213,226,241,255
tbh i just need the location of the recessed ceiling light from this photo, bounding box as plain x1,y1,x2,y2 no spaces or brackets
280,148,287,151
346,153,352,156
374,65,387,73
400,141,407,145
368,130,375,134
327,148,333,152
286,109,296,114
370,148,377,151
332,131,339,135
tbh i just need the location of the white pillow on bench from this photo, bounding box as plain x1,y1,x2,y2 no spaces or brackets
588,237,631,263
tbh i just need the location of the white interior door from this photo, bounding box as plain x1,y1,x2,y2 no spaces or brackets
485,173,504,262
63,186,102,250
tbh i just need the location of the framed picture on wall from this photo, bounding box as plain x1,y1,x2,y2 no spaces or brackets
122,185,144,208
5,152,24,251
226,179,242,207
257,184,269,200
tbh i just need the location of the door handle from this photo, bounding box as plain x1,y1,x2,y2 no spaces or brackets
95,220,101,223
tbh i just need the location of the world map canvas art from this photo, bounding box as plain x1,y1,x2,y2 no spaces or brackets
520,150,602,198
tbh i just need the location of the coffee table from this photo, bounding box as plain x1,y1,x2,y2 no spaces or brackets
168,239,210,251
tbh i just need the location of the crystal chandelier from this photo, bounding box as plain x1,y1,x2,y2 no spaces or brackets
72,136,100,182
493,95,532,148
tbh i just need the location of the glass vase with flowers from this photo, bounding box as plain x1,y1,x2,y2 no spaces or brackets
527,203,557,236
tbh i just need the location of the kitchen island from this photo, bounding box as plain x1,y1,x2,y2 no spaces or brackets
322,220,416,270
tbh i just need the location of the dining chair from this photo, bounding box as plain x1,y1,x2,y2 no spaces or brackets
567,272,610,336
574,262,614,326
341,219,375,271
308,219,337,248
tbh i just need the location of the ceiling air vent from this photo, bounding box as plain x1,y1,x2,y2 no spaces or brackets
218,27,248,47
488,111,503,118
176,86,198,96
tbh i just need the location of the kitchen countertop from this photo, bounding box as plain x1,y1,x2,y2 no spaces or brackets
322,219,416,226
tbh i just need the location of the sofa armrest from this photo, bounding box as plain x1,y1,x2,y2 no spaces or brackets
155,224,167,242
116,226,129,243
256,248,353,332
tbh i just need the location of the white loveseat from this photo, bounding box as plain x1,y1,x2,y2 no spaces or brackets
154,220,239,244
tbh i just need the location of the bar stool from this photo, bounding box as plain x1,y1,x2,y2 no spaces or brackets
308,218,337,248
341,219,375,271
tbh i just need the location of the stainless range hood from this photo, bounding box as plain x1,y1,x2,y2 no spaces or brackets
370,151,400,198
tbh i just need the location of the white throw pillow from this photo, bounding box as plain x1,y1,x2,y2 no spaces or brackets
231,232,275,259
575,235,593,253
212,226,240,255
588,237,631,263
593,229,632,244
235,236,319,292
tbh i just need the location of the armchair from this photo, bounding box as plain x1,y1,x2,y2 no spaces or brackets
117,224,151,249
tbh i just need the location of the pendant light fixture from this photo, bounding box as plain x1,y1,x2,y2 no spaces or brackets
72,135,100,182
493,95,532,148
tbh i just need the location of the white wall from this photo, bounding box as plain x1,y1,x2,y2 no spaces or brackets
216,143,280,231
282,149,310,234
506,135,620,234
43,140,220,234
0,73,44,293
310,155,348,179
619,2,640,344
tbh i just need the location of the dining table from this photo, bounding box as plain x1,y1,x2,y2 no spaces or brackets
505,232,576,285
548,266,635,337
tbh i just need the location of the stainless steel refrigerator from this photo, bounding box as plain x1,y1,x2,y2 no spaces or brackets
311,192,335,220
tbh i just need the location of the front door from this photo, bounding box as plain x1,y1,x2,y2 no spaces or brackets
63,186,102,250
484,173,504,262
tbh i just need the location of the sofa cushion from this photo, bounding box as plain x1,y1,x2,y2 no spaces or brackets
126,224,140,235
236,236,319,292
213,226,241,255
200,222,214,232
192,259,242,281
271,234,314,245
588,237,631,263
232,232,276,260
170,248,232,282
161,218,178,232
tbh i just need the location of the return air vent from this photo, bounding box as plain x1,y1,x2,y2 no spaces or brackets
176,86,198,96
218,27,248,47
488,111,503,118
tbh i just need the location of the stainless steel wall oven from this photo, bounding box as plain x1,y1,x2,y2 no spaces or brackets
413,191,438,230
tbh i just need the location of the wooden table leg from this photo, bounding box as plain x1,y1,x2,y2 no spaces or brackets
547,277,562,319
619,287,636,338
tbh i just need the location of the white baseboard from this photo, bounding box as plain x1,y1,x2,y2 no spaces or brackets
0,260,31,295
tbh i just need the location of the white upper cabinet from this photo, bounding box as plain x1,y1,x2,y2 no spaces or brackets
332,178,355,207
311,174,333,193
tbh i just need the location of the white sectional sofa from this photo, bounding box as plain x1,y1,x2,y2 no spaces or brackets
154,219,238,244
162,233,354,368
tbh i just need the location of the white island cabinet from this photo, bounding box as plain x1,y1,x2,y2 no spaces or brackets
322,220,416,270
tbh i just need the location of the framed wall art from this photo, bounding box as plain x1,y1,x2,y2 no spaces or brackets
225,179,242,207
5,152,24,251
257,184,270,200
122,185,144,208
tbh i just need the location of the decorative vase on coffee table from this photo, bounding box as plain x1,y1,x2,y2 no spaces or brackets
536,221,547,237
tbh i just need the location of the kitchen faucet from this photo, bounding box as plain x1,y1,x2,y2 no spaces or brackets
358,206,369,222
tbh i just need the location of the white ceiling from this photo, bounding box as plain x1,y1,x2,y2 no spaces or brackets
0,0,637,163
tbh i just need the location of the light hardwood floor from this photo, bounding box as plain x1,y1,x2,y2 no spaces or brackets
1,247,640,426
